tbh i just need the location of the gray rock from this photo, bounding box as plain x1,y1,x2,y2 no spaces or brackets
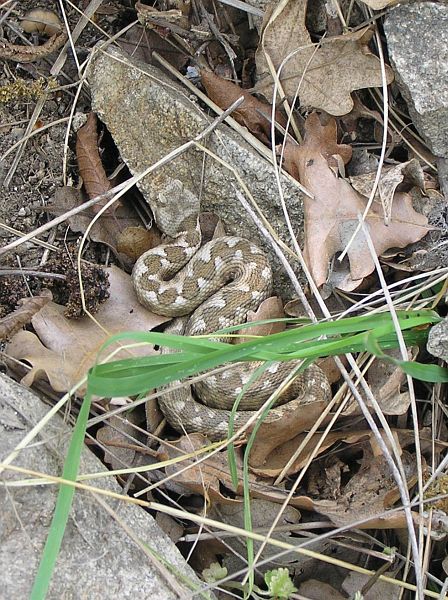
88,46,305,298
384,3,448,158
427,319,448,362
0,374,211,600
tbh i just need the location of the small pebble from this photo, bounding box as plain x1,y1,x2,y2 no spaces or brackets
11,128,24,140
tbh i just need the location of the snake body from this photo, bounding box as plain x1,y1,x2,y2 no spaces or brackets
132,178,331,439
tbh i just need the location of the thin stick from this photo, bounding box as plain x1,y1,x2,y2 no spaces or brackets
359,216,424,599
0,269,65,280
0,179,129,257
337,23,390,260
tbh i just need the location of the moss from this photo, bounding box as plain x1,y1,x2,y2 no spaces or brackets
0,77,58,104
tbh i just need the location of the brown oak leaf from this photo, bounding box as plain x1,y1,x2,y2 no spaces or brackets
283,113,430,290
5,266,168,394
255,1,394,116
201,69,286,144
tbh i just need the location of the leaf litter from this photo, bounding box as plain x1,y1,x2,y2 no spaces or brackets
255,0,394,115
1,0,447,597
5,266,168,394
283,112,430,290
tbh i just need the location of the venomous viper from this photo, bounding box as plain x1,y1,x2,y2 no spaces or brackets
132,177,331,440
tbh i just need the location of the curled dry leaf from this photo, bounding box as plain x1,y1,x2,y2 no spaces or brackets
0,289,52,341
247,395,330,471
255,1,393,116
76,112,112,200
366,348,418,416
317,450,420,527
350,158,426,224
5,266,168,394
116,226,162,261
0,12,67,63
201,69,286,144
283,112,430,289
21,9,63,36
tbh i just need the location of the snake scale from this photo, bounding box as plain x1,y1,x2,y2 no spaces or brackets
132,177,331,439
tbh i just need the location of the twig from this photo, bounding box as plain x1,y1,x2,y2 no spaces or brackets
337,20,390,259
359,216,424,600
0,221,58,252
0,179,129,257
0,29,67,62
0,269,65,280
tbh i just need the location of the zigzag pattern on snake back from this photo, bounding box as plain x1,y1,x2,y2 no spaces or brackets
132,214,331,440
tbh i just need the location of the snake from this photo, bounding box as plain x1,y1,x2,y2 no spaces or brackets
132,176,331,440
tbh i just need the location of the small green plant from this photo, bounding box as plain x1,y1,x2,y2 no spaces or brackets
202,562,228,583
263,568,297,599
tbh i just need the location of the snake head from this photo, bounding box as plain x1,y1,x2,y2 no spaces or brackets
149,174,200,238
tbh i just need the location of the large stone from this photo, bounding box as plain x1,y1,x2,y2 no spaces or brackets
0,374,211,599
384,3,448,158
88,46,306,298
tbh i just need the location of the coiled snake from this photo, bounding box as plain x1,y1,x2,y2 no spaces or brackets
132,177,331,439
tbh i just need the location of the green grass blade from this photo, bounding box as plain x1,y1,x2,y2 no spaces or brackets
30,393,92,600
365,331,448,382
88,311,442,399
227,362,274,489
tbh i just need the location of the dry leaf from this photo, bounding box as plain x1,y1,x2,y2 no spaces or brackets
161,434,250,505
76,112,112,200
284,113,430,289
116,226,162,261
0,290,52,341
161,434,311,507
249,430,374,478
6,266,168,394
350,158,426,223
160,437,423,529
201,69,286,144
238,296,285,342
155,513,184,544
48,186,140,255
367,348,418,415
247,396,330,471
255,2,394,116
96,412,147,472
317,450,419,527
